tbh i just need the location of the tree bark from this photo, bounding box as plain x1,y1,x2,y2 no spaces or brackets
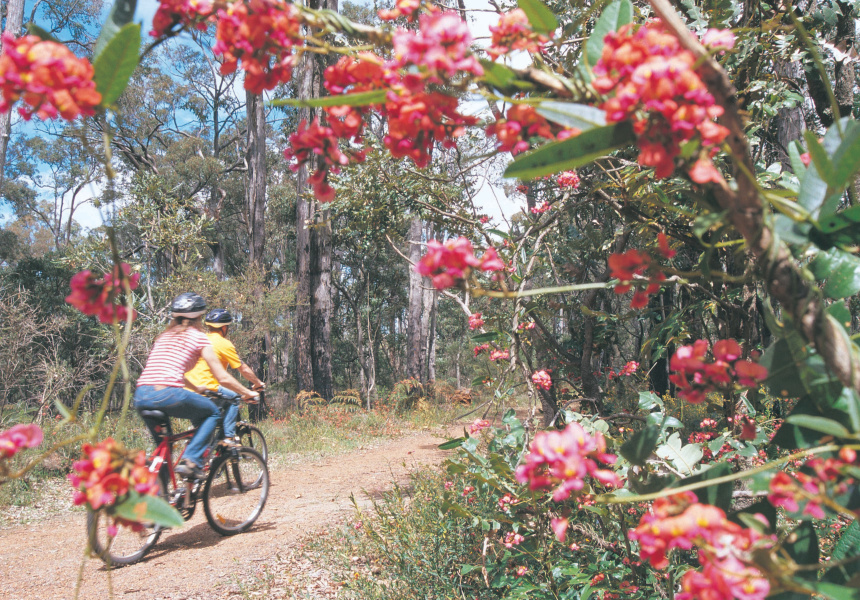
0,0,25,194
406,218,424,381
310,206,333,399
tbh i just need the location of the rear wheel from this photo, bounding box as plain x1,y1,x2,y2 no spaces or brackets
86,471,164,567
202,447,269,536
236,424,267,489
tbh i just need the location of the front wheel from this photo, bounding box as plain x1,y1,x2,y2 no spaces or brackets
236,424,268,463
202,447,269,536
87,471,165,567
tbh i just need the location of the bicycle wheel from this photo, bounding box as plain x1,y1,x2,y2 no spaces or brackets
86,471,164,567
237,424,268,463
202,447,269,536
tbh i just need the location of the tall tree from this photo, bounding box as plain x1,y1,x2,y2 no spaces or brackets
294,0,337,398
0,0,25,192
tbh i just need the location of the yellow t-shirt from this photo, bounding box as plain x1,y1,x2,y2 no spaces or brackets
185,331,242,391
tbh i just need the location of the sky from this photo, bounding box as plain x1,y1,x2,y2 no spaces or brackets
9,0,525,234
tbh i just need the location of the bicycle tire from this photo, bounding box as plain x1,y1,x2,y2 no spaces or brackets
237,424,268,463
86,469,165,567
202,447,269,536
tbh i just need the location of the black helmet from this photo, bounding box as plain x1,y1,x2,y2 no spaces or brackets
204,309,233,327
171,292,207,318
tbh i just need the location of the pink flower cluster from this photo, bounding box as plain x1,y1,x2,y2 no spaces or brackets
490,349,510,361
0,424,43,459
474,343,490,357
515,422,620,500
503,531,525,548
609,360,639,379
669,339,768,404
631,492,771,600
487,9,551,60
392,12,483,82
378,0,421,21
0,34,101,121
517,321,535,330
284,118,367,202
486,105,579,155
65,263,140,324
608,249,667,309
592,20,732,181
530,201,552,215
556,170,580,189
468,313,484,330
768,448,859,520
468,419,491,434
150,0,214,36
531,370,552,390
69,438,160,533
415,237,504,290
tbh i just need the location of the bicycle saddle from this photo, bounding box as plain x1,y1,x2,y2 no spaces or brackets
139,409,168,420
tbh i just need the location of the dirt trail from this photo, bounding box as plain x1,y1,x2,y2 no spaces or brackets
0,429,455,600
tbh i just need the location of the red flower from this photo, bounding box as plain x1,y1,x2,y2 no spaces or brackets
468,313,484,330
669,339,769,403
391,11,483,81
486,105,576,155
214,0,303,93
65,263,140,324
556,170,580,189
487,9,551,60
515,422,619,501
531,370,552,390
0,34,101,121
415,238,504,290
0,424,43,459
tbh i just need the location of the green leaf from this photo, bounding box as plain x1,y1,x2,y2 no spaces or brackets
758,339,807,399
800,581,860,599
788,140,808,179
830,118,860,193
655,432,703,475
804,131,836,183
785,522,819,577
620,426,660,466
828,302,854,331
478,60,533,94
93,23,141,107
824,520,860,584
504,121,636,180
585,0,634,67
672,462,733,511
798,119,852,220
535,102,607,131
785,414,850,438
517,0,559,34
439,437,467,450
638,391,663,411
112,491,184,529
93,0,137,62
460,564,481,575
730,499,777,532
692,210,728,241
269,89,388,108
471,332,499,343
809,248,860,299
441,500,472,519
25,23,61,43
833,388,860,434
54,398,72,421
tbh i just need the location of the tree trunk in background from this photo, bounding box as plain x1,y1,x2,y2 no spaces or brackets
834,1,855,120
245,91,268,420
0,0,25,192
294,0,337,397
406,218,424,381
310,208,333,399
773,60,804,169
420,223,435,383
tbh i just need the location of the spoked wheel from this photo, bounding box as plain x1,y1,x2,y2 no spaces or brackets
237,423,268,462
86,472,165,567
236,424,268,489
202,447,269,536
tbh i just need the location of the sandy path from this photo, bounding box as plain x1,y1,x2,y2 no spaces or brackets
0,430,454,599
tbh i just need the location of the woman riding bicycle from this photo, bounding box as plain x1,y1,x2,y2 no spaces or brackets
134,293,258,480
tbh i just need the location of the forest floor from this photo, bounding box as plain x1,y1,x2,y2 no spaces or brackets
0,425,459,599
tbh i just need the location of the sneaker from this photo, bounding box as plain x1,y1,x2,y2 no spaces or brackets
175,459,205,481
219,437,241,449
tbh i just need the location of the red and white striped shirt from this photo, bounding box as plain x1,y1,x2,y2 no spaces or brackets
137,328,212,388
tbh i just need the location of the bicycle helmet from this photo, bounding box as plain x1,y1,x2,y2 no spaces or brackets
171,292,207,318
204,308,233,327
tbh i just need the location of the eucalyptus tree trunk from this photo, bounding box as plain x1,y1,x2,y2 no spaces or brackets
0,0,25,192
294,0,337,398
406,218,424,381
245,90,268,419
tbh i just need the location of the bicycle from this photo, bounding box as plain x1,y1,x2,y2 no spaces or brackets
86,407,270,567
206,388,269,466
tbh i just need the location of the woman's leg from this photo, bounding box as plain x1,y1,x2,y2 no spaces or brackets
133,386,219,467
217,386,241,438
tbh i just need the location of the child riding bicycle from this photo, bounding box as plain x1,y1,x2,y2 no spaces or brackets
184,309,265,444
